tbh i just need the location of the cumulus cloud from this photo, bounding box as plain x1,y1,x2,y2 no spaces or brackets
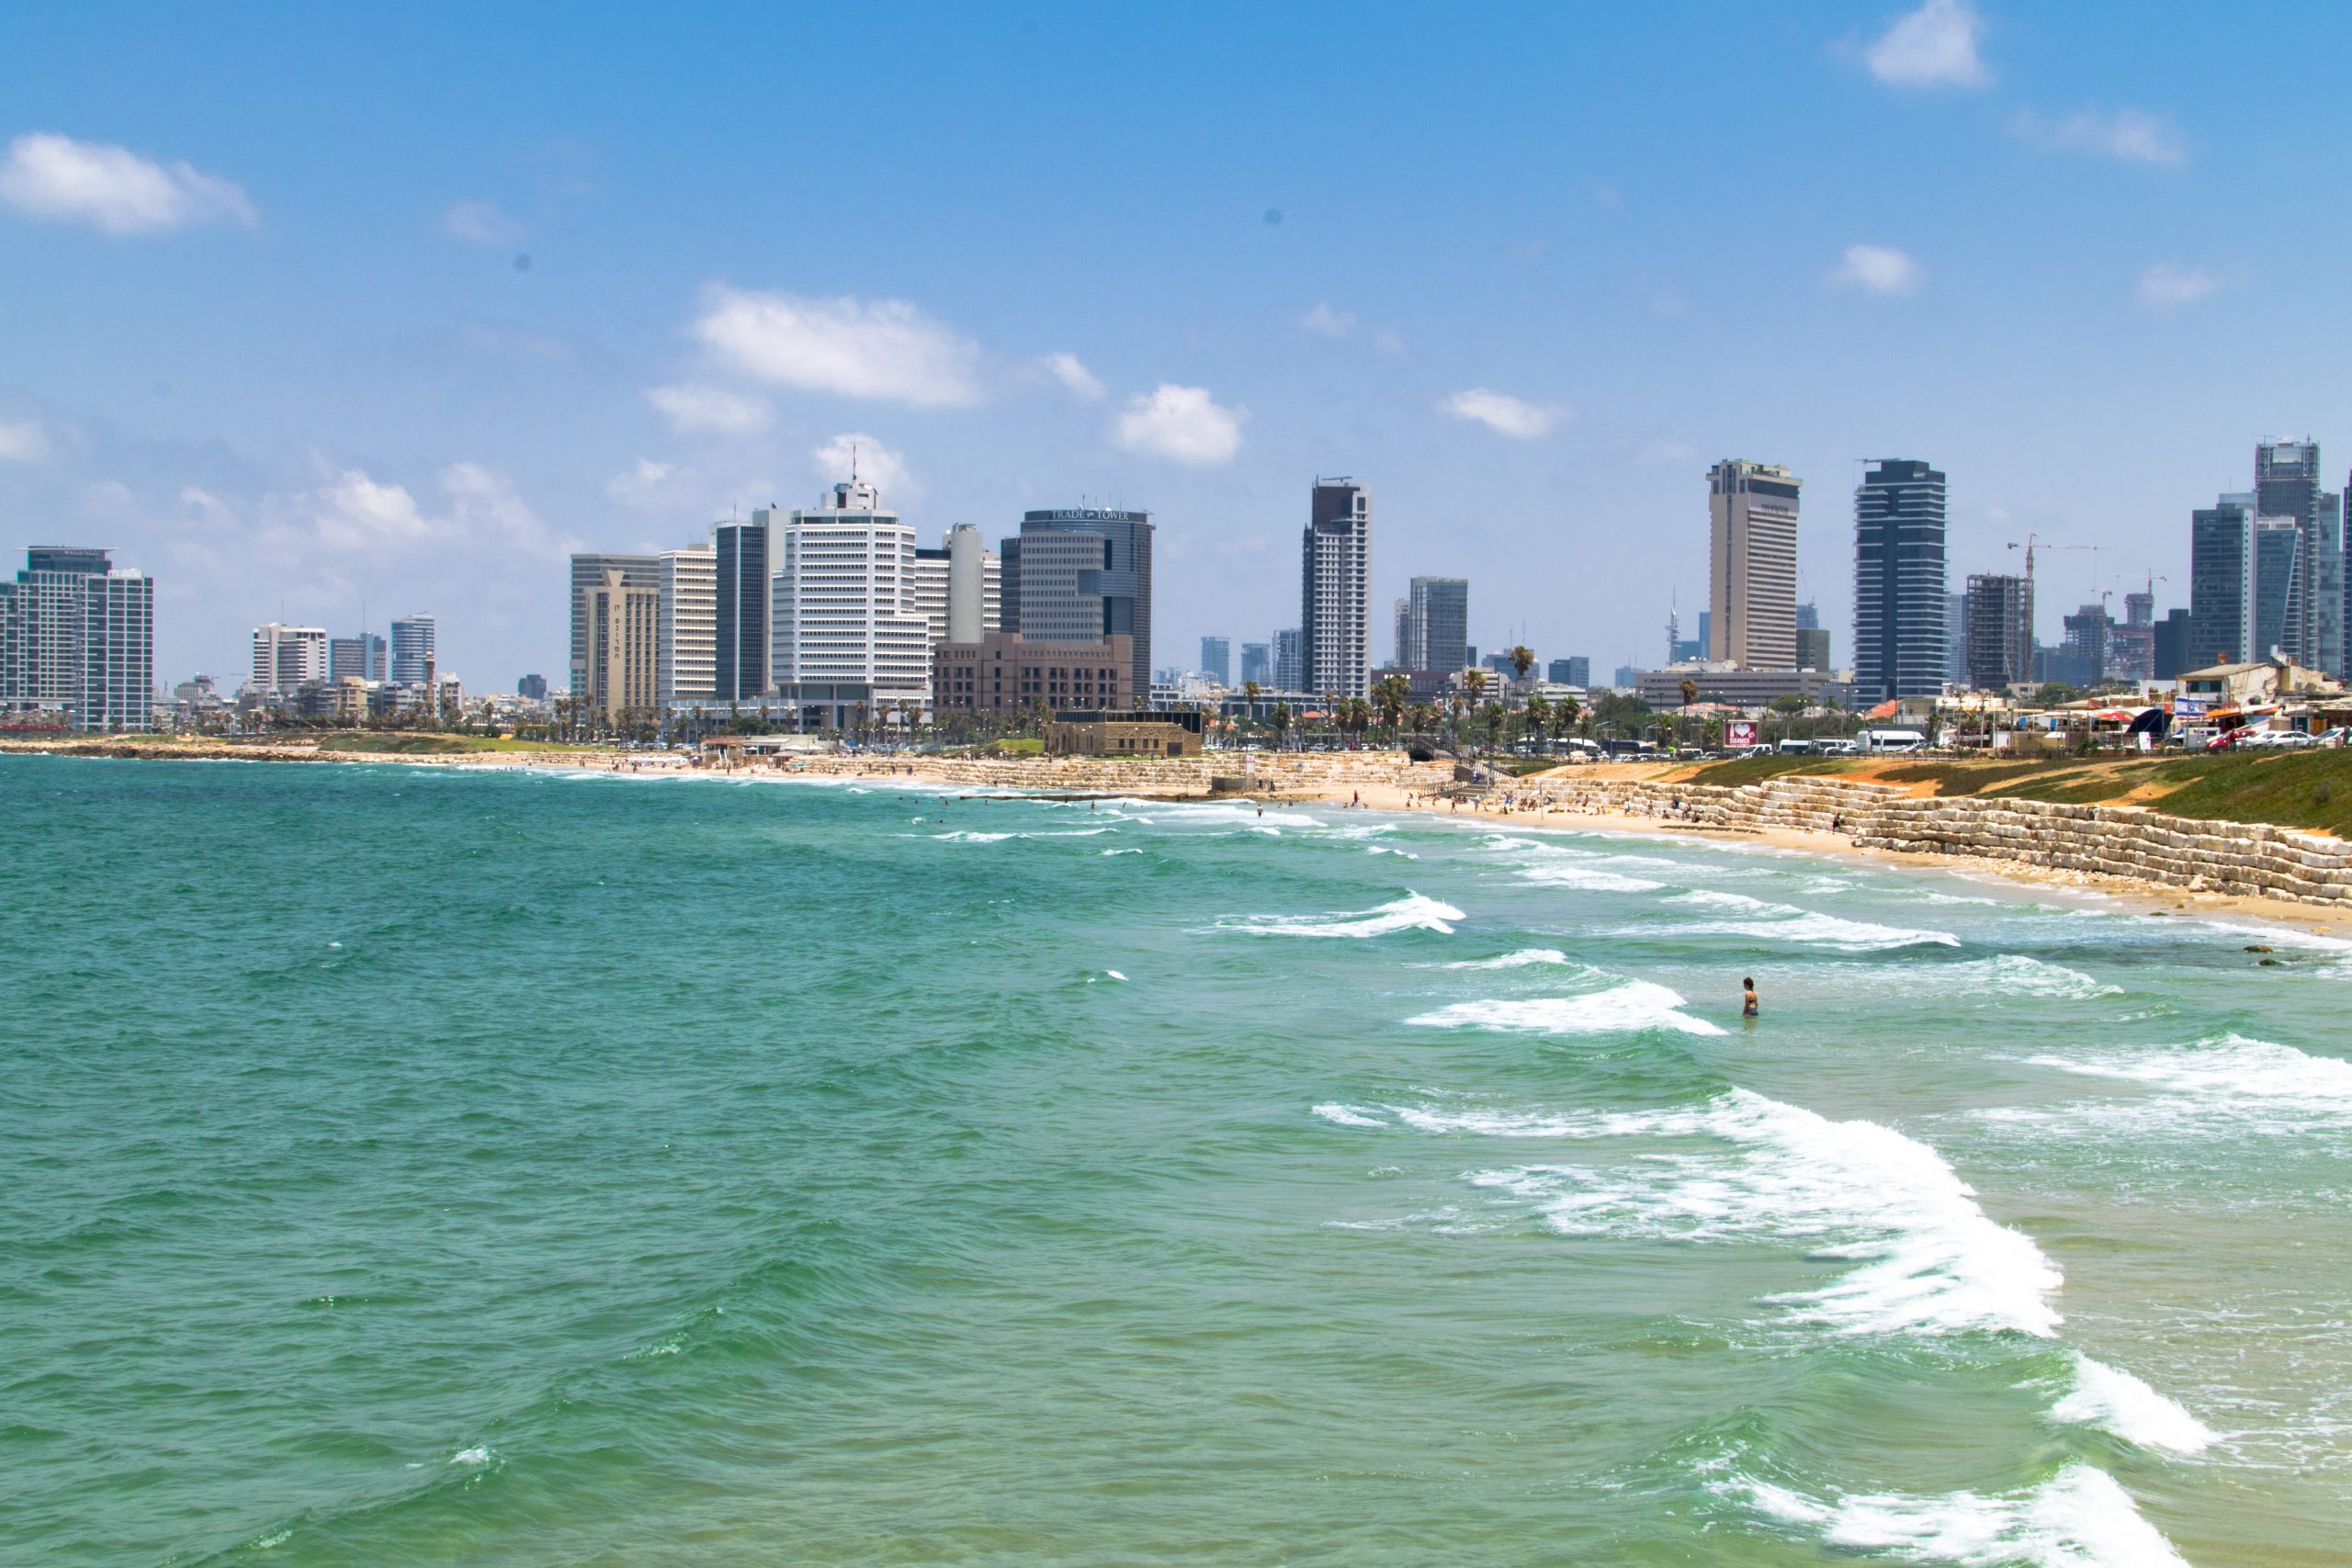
1299,302,1357,339
443,462,578,560
2138,263,2224,311
0,419,51,462
442,199,525,245
0,132,255,233
2009,107,2182,165
1045,352,1105,400
1829,243,1925,296
1439,389,1566,440
811,433,918,498
304,468,448,554
692,287,983,407
1113,384,1246,466
271,461,571,561
646,382,771,434
1865,0,1988,88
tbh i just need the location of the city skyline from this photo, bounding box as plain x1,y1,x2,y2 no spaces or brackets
8,5,2352,686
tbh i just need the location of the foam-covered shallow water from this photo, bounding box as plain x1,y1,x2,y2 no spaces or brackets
6,756,2347,1566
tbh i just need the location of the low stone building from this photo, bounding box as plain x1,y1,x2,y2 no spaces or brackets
1043,708,1203,757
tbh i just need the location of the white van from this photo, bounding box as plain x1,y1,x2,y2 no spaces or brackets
1859,728,1929,754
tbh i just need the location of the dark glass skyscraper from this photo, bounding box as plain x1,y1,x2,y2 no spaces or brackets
1851,459,1949,701
1012,508,1153,698
714,513,771,704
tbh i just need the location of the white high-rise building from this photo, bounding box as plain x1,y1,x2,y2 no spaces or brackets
251,623,327,696
947,523,997,643
1300,478,1372,698
657,543,717,707
769,479,933,729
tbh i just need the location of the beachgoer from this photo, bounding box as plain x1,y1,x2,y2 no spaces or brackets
1742,976,1758,1018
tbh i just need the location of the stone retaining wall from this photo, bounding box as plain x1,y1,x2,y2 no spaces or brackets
1536,774,2352,907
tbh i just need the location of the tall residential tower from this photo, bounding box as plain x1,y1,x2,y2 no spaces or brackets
1301,478,1372,698
1852,459,1949,701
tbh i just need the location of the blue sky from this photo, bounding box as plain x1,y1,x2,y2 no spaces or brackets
5,1,2349,688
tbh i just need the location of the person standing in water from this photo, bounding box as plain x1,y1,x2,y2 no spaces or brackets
1742,976,1758,1018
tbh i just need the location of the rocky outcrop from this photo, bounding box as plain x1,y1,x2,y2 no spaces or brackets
1539,774,2352,907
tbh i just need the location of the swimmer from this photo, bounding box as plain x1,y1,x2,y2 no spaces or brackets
1742,976,1758,1018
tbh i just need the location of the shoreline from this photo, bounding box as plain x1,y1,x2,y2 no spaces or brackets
11,738,2352,937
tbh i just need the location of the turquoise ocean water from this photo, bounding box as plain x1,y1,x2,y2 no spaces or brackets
6,754,2350,1565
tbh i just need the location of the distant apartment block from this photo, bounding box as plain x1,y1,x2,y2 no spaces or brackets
1239,641,1271,686
1963,573,2032,692
1199,636,1230,683
1400,576,1467,672
1301,479,1372,698
1547,655,1590,686
330,633,386,683
658,543,717,707
2,548,153,731
1012,507,1153,698
252,622,327,695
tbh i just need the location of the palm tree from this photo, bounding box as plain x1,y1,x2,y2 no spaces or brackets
1524,692,1551,752
1461,669,1489,753
1679,677,1700,709
1509,645,1535,685
1270,701,1293,748
1373,673,1408,741
1408,700,1438,740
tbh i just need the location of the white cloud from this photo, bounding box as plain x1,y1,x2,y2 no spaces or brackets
605,458,679,508
692,287,983,407
1439,389,1566,440
442,462,577,560
1299,302,1357,339
1829,243,1925,296
645,382,771,434
0,132,255,234
1045,352,1105,400
308,468,449,554
2011,107,2183,165
442,199,525,245
1113,384,1246,466
1866,0,1988,88
811,433,918,499
0,419,50,462
2138,263,2224,311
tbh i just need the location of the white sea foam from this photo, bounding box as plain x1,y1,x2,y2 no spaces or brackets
933,829,1012,842
1441,948,1573,970
1104,970,1128,982
2052,1354,2215,1454
1100,848,1141,856
1433,1089,2059,1338
1313,1103,1387,1128
1220,893,1464,939
1408,982,1724,1037
2199,919,2352,955
1726,1462,2188,1568
2028,1034,2352,1119
1654,888,1960,951
1912,954,2120,1000
1154,802,1325,828
1483,835,1667,893
450,1446,493,1466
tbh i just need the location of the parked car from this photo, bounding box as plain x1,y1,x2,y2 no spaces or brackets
2206,726,2252,752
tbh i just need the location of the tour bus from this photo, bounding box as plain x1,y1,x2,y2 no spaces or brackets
1859,728,1930,754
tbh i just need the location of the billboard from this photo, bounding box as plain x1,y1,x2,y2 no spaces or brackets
1724,719,1758,750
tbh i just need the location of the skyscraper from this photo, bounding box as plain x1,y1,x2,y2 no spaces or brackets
1272,628,1302,691
3,548,153,732
1852,459,1949,701
769,479,933,728
1963,573,2033,692
329,634,385,683
580,569,659,720
251,623,326,695
1794,627,1832,672
2255,439,2343,675
2253,519,2301,660
1239,641,1271,686
1013,508,1154,698
1199,636,1230,683
1301,478,1372,698
714,515,770,704
1547,655,1591,686
1402,576,1468,672
657,543,717,707
571,552,658,697
2188,495,2254,667
1706,460,1802,670
390,615,435,685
